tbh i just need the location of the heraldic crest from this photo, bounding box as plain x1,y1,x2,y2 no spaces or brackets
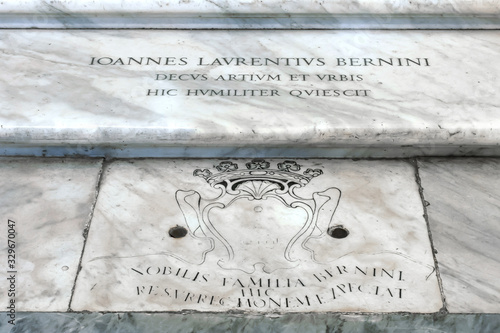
175,159,342,273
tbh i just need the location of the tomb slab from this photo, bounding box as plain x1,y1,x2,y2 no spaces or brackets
72,159,442,313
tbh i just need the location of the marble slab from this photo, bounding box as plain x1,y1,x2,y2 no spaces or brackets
1,30,500,157
0,157,102,312
2,313,500,333
71,159,441,312
418,158,500,313
1,0,499,29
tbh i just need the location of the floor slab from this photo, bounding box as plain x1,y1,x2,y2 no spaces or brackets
72,159,441,312
0,158,102,311
418,158,500,313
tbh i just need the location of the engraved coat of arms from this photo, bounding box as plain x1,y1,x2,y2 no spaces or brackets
175,159,341,273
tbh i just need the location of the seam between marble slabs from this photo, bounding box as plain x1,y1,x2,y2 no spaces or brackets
411,157,448,314
1,25,499,31
67,158,106,312
6,310,461,316
8,311,500,316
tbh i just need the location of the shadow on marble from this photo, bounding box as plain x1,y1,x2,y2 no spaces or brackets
1,0,499,29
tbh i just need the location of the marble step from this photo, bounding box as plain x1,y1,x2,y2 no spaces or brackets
0,157,499,329
1,29,500,158
1,0,499,29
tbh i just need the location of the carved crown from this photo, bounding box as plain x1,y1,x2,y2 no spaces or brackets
193,159,323,191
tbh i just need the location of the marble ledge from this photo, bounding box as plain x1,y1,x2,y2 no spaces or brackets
2,14,500,30
0,0,499,29
1,30,500,157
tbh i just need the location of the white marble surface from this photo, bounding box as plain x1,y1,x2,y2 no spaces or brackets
0,30,499,156
72,159,441,312
418,158,500,313
3,0,498,15
0,1,498,29
0,157,102,311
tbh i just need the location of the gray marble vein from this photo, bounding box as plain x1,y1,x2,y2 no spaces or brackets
0,157,102,311
418,158,500,313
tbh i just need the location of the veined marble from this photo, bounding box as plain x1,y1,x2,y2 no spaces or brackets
0,0,498,29
3,0,498,15
0,30,499,157
71,159,441,312
418,158,500,313
0,157,102,311
2,313,499,332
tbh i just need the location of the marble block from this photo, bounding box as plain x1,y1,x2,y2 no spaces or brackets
0,158,102,311
2,313,500,333
72,159,441,312
0,0,499,29
418,158,500,313
1,30,500,157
